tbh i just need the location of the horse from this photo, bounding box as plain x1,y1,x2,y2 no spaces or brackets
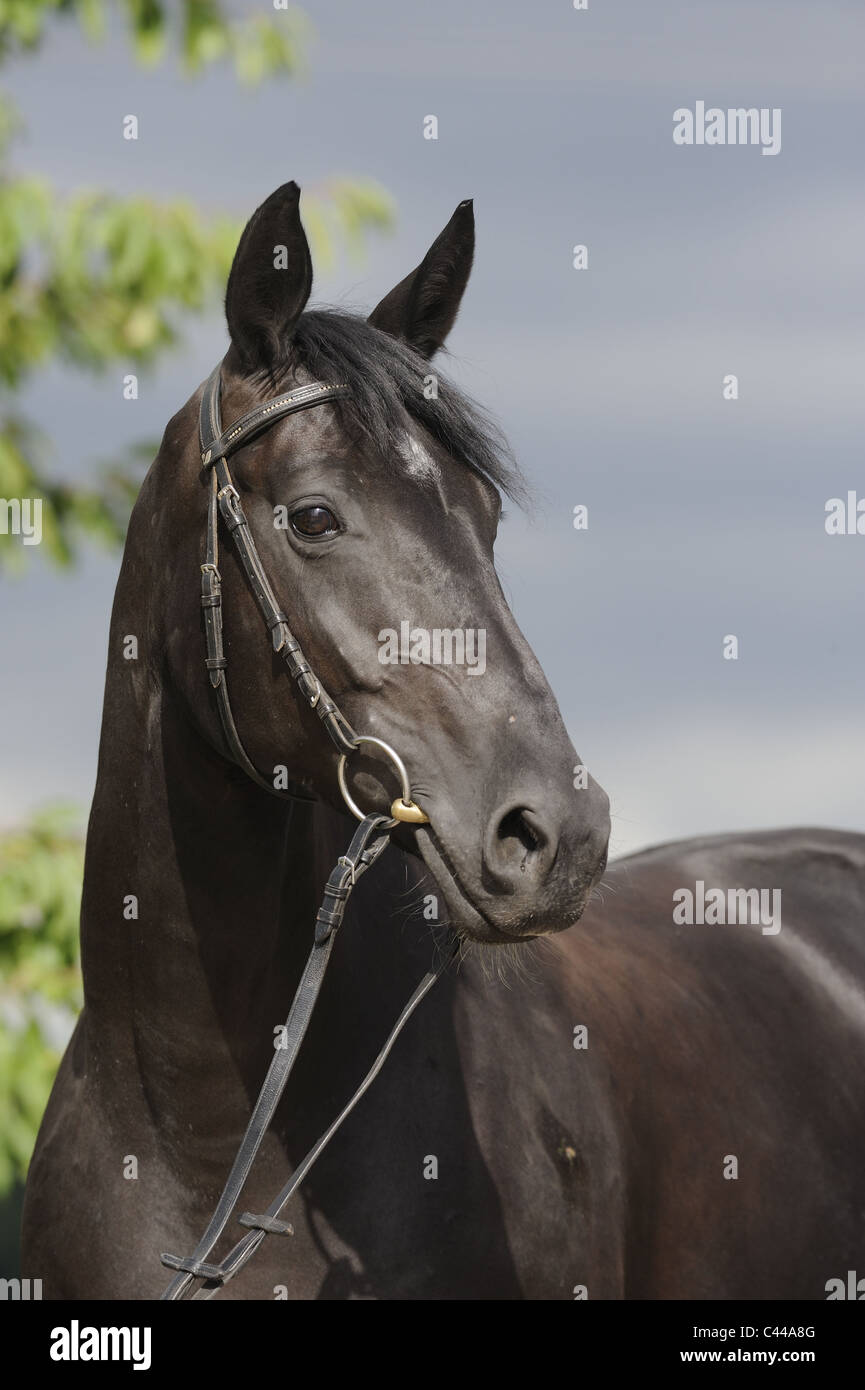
22,183,865,1300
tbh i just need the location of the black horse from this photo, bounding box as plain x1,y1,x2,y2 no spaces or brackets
22,184,865,1299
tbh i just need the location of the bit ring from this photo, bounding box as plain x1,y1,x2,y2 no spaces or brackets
337,736,429,828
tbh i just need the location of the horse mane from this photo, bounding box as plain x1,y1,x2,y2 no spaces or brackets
271,308,526,506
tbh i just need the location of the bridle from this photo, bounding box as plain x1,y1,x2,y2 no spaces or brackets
197,363,428,823
159,364,455,1301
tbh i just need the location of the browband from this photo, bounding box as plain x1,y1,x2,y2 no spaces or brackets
199,365,350,466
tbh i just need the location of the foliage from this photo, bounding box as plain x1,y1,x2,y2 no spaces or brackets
0,0,310,82
0,807,84,1194
0,0,394,572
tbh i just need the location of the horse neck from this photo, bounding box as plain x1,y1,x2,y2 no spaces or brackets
78,574,436,1162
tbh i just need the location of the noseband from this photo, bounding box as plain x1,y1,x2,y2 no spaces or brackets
159,365,453,1300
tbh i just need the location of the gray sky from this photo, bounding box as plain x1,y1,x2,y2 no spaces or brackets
1,0,863,857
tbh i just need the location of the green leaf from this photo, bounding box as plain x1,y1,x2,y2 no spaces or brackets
0,4,394,574
0,806,85,1193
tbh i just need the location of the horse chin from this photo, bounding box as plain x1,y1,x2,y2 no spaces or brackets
414,825,580,945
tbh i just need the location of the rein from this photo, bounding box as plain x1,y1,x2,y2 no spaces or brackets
159,365,454,1301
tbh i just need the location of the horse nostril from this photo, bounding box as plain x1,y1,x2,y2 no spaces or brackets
495,808,548,873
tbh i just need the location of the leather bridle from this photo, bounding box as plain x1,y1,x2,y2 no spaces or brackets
197,363,426,821
159,364,454,1301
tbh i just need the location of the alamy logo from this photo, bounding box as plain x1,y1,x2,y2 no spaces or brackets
825,1270,865,1300
673,881,782,935
673,102,781,157
49,1320,151,1371
0,497,42,545
0,1277,42,1300
825,492,865,535
378,622,486,675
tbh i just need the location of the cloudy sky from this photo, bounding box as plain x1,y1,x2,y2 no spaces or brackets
1,0,863,858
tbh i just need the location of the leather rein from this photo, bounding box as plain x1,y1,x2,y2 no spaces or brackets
159,365,455,1301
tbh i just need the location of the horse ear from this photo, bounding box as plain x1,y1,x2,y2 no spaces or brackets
225,181,312,372
368,199,474,358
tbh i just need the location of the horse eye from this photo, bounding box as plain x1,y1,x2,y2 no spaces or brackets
290,505,339,538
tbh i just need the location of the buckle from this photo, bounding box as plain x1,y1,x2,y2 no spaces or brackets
337,855,357,886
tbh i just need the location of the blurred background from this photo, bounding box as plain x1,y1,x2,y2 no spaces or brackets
0,0,862,1272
